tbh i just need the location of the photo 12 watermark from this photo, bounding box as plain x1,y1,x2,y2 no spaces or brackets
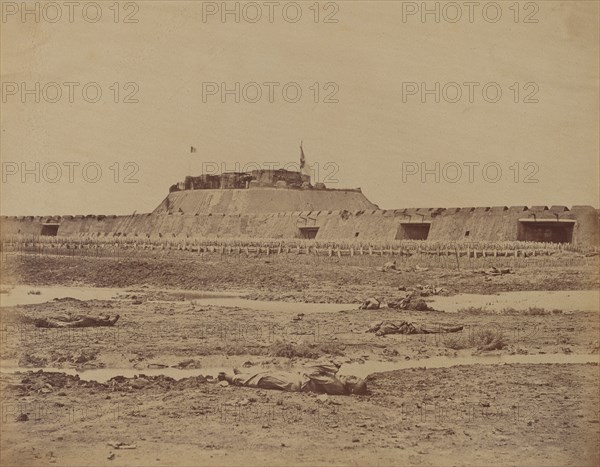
392,322,540,347
194,400,339,426
1,399,130,424
1,82,140,104
196,320,339,344
396,400,540,425
400,162,540,184
124,318,340,344
201,82,339,104
195,161,339,185
201,1,339,23
0,322,121,346
401,82,539,104
1,162,140,184
1,397,338,426
1,2,140,23
401,2,539,24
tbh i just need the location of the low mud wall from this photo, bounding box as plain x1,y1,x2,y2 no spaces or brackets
1,206,598,247
428,206,599,246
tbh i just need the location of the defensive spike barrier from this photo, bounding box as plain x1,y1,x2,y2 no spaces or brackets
2,234,597,271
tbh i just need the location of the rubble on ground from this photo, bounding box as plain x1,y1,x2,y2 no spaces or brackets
3,370,211,397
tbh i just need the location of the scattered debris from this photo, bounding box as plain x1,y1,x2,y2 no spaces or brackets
107,442,137,450
396,285,451,297
174,359,203,369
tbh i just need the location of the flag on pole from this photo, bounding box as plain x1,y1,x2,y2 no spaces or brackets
190,146,197,153
300,141,305,169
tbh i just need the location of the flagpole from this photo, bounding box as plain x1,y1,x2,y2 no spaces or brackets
188,146,197,178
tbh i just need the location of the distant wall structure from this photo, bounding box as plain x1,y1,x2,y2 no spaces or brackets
153,188,377,216
170,169,311,192
1,168,599,247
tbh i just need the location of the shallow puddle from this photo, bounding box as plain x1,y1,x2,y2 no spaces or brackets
429,290,599,313
4,284,598,315
1,284,355,313
337,353,600,379
186,297,355,314
0,285,126,307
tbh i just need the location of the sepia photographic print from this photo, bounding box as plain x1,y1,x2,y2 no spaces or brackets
1,1,599,466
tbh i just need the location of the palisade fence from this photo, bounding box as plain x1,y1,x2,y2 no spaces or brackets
1,234,598,270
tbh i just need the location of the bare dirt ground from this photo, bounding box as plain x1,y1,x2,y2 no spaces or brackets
1,296,599,369
2,254,599,302
1,364,598,466
1,253,599,466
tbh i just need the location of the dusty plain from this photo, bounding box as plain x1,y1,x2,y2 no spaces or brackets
1,253,599,466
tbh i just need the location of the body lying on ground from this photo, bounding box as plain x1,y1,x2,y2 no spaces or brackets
387,295,434,311
359,298,381,310
378,260,401,273
367,320,463,337
34,314,120,328
218,362,366,395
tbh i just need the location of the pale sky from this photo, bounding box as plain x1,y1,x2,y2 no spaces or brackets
1,0,598,216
